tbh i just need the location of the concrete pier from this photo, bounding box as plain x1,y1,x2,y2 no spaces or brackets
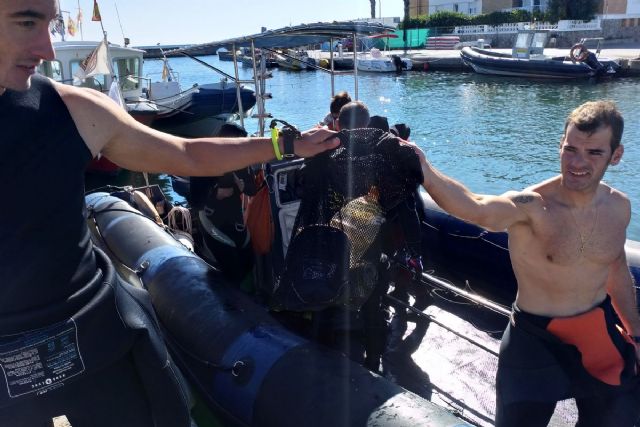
310,47,640,76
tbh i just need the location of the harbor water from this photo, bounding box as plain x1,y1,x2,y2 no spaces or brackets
114,55,640,239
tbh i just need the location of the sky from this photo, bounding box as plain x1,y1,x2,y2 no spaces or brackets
55,0,405,47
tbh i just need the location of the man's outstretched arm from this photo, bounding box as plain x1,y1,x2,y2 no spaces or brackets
410,142,531,232
55,82,340,176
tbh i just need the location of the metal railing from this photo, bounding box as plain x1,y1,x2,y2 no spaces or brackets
453,19,601,35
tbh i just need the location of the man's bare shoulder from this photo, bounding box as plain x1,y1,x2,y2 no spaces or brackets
52,81,133,156
601,183,631,220
501,190,544,209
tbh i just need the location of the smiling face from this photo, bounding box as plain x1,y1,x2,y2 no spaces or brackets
560,123,624,194
0,0,57,93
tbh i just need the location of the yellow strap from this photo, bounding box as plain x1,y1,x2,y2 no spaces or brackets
270,127,282,160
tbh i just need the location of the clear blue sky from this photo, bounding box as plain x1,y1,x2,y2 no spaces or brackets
55,0,405,46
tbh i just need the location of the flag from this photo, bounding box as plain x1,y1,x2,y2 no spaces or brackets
50,14,65,36
67,17,76,36
77,7,83,23
92,0,101,22
74,39,111,81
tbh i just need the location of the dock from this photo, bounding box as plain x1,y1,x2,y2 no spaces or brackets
309,47,640,76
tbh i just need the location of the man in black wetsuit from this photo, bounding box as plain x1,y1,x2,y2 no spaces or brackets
409,101,640,426
0,2,338,426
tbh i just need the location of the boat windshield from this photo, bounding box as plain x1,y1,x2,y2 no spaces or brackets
37,60,64,81
113,57,141,91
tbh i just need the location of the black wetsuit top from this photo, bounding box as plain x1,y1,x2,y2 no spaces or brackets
0,75,96,318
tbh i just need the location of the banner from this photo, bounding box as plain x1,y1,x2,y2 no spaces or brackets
74,39,111,81
92,0,101,22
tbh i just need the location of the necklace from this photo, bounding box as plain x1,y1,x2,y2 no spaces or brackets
569,204,599,254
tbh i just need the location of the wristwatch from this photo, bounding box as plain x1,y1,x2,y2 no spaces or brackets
280,126,299,158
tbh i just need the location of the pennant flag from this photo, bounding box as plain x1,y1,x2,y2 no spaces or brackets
74,39,111,81
67,17,76,36
92,0,102,22
49,14,65,36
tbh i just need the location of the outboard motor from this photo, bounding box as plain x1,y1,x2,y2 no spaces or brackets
583,51,605,74
392,55,403,73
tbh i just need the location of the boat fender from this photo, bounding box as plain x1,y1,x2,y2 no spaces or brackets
423,62,430,71
132,190,163,225
570,43,589,62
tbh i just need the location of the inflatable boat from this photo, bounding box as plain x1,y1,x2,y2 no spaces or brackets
85,189,472,427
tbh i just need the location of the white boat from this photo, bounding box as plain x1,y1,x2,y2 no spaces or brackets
357,47,412,73
41,41,256,138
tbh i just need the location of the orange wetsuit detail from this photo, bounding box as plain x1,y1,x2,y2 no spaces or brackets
547,307,625,385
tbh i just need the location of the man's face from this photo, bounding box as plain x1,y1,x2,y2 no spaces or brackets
559,123,623,193
0,0,57,93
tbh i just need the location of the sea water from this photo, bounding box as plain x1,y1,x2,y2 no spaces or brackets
118,55,640,239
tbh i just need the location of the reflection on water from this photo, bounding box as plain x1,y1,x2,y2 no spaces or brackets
129,58,640,238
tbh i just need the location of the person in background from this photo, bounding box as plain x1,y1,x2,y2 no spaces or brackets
190,123,257,286
410,100,640,426
0,1,338,425
337,100,370,130
320,91,351,130
368,115,390,133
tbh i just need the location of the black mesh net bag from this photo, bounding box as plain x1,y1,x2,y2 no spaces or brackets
271,128,424,311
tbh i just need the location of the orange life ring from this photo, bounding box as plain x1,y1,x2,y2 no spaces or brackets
570,43,589,62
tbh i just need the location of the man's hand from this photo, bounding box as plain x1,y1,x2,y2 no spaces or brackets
293,127,340,158
397,138,429,187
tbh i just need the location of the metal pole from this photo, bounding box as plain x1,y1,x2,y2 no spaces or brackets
231,43,244,129
352,33,358,100
329,37,335,97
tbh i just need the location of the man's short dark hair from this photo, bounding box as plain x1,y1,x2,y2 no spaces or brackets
369,115,389,132
564,100,624,152
329,91,352,116
338,101,370,130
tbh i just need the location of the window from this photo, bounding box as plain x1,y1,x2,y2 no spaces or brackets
113,57,141,92
70,60,107,91
37,60,63,81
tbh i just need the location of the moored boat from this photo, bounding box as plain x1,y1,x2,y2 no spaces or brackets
460,30,619,79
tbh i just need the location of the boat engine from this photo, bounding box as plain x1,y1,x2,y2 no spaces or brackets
392,55,404,72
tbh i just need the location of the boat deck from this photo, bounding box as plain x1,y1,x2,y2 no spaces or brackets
407,299,578,426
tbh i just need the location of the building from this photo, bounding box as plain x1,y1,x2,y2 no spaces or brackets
411,0,639,17
421,0,513,16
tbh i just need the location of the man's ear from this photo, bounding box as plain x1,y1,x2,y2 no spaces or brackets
610,145,624,165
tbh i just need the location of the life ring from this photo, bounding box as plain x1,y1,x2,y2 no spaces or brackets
570,43,589,62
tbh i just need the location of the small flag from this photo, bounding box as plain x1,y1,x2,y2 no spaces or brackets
74,39,111,81
49,14,65,36
92,0,101,22
67,17,76,36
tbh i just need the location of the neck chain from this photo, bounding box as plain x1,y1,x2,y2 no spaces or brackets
569,204,599,254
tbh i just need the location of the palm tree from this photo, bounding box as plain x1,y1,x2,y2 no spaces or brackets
403,0,410,52
370,0,376,18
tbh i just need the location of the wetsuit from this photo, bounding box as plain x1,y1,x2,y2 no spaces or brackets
0,75,191,426
496,296,640,427
190,169,257,283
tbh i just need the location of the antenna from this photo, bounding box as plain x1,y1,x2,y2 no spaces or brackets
113,0,128,46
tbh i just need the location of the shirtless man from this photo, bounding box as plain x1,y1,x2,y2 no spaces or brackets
0,1,337,425
413,101,640,426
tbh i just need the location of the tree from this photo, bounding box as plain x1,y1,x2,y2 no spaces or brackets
370,0,376,18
